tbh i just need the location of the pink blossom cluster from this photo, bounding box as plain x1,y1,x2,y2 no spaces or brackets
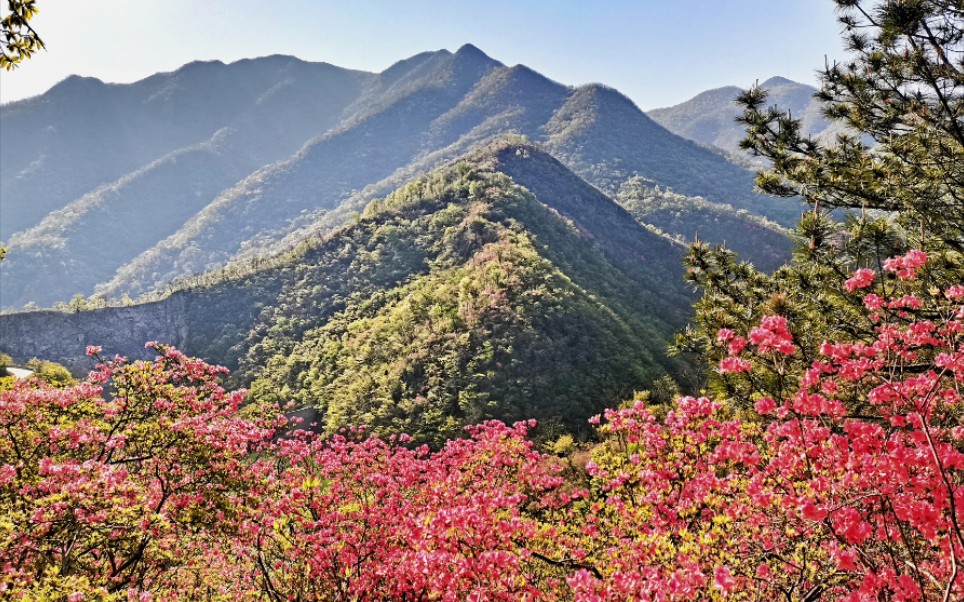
1,250,961,600
844,267,876,292
572,277,964,599
883,249,928,279
717,314,796,374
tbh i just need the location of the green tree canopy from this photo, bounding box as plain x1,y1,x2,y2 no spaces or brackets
739,0,963,249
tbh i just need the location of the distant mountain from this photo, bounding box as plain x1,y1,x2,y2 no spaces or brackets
0,47,802,310
0,142,693,444
0,56,371,308
647,76,843,161
0,56,369,239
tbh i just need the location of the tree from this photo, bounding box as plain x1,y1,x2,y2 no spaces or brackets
678,0,963,403
245,421,567,601
739,0,963,250
1,345,571,600
23,357,73,387
1,0,44,70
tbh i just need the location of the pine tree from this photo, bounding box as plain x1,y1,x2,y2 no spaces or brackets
680,0,963,407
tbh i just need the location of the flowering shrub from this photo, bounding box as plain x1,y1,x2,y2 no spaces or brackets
1,251,960,600
552,395,765,600
0,348,566,601
561,251,963,600
244,420,566,601
0,344,279,600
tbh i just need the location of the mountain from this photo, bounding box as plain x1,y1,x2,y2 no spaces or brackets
0,142,693,444
88,45,505,304
0,47,800,310
647,76,843,161
0,56,372,308
0,56,370,239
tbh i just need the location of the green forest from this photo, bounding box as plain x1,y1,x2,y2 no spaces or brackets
244,160,690,444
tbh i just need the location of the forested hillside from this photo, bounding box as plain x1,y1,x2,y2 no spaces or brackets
614,177,792,272
1,142,693,443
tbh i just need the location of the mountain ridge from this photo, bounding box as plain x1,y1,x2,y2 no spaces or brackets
1,47,801,310
1,141,694,443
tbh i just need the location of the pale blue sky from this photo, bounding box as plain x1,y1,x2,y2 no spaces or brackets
0,0,845,109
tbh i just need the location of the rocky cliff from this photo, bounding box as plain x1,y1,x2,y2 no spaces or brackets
0,282,271,375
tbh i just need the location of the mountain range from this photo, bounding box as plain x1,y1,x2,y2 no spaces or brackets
1,45,801,310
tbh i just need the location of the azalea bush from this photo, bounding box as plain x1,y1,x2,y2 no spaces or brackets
244,419,570,601
0,347,567,601
1,251,961,601
560,251,963,600
0,343,280,599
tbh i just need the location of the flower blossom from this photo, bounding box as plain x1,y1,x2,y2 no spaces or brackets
844,268,876,292
882,249,927,279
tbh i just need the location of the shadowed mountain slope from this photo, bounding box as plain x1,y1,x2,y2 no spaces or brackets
0,56,371,239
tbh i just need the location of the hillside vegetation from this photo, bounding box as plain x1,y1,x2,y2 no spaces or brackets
245,151,690,443
0,143,693,444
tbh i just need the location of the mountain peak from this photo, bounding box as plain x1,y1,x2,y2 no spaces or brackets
455,43,488,58
45,75,108,100
571,83,642,114
50,74,106,90
450,43,502,71
464,135,540,164
377,49,450,85
761,76,801,88
178,59,228,72
230,54,303,67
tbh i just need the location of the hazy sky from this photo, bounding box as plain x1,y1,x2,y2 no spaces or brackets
0,0,845,110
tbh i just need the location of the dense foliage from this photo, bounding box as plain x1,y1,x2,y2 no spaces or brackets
0,344,280,598
679,0,964,400
0,0,43,70
247,160,690,444
615,175,792,272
